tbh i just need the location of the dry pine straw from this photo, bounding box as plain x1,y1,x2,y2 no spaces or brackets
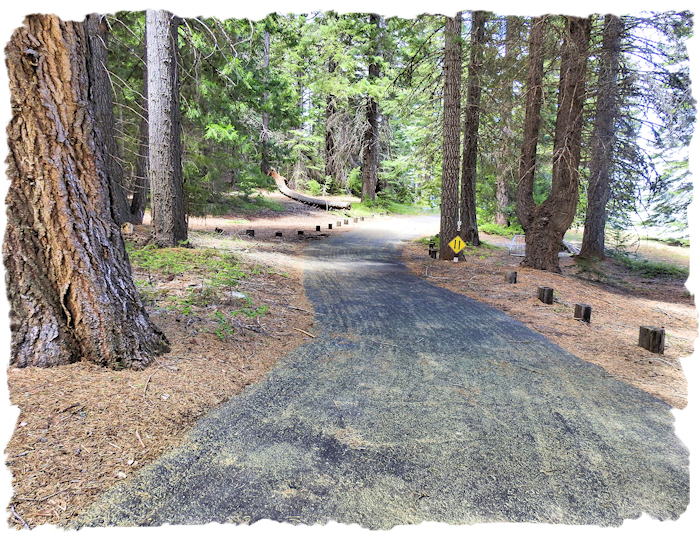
4,213,696,530
402,240,695,412
4,256,318,529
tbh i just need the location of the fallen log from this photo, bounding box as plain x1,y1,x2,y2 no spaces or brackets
268,169,351,210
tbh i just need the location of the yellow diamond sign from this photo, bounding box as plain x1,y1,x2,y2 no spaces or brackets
448,236,466,254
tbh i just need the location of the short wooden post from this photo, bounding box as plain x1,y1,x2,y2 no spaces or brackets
337,221,342,227
639,326,665,354
361,217,365,221
275,231,282,237
344,220,349,225
574,304,592,323
246,229,254,237
298,230,304,236
316,225,321,232
538,286,553,304
505,271,517,284
328,224,333,229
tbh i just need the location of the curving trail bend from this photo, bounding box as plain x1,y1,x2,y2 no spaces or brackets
74,216,689,529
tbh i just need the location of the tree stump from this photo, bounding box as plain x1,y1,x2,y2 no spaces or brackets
639,326,665,354
538,286,553,304
574,304,592,323
505,271,517,284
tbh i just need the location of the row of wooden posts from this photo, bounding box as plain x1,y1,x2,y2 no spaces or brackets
505,271,666,355
243,213,389,239
426,245,667,355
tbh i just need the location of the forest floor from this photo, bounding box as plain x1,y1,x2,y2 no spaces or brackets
4,191,696,530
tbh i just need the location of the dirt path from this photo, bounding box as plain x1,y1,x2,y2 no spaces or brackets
73,217,689,529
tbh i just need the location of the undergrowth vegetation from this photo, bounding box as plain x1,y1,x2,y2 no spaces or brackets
124,241,273,336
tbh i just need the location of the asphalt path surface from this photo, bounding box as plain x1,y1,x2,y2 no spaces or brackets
74,216,689,529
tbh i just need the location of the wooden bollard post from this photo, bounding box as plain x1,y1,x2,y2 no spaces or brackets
344,220,349,225
639,326,665,354
316,225,321,232
361,217,365,221
328,224,333,229
298,230,304,236
246,229,255,237
574,304,592,323
353,218,358,223
505,271,517,284
275,231,283,237
337,221,342,227
538,286,554,304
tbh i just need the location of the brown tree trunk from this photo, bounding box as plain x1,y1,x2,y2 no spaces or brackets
516,16,546,231
519,16,592,273
439,13,463,260
494,16,520,227
579,14,622,260
4,14,169,369
325,59,338,181
361,14,381,203
84,14,130,225
146,9,187,247
130,47,149,225
260,29,271,176
459,10,486,247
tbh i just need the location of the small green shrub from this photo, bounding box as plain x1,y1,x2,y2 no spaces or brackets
479,222,524,237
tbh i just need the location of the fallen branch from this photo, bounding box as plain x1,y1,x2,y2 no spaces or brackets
269,169,351,210
293,327,315,338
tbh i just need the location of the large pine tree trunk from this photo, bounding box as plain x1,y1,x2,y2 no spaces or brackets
84,14,131,226
130,45,149,225
439,13,463,260
260,29,271,176
494,16,520,227
516,16,546,231
4,14,169,369
579,14,622,260
325,59,338,182
146,10,187,247
361,13,381,203
459,10,486,247
519,16,591,273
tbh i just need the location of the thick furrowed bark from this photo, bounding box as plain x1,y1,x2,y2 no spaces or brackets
5,15,169,369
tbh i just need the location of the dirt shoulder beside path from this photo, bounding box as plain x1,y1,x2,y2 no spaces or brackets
402,232,695,410
4,205,695,529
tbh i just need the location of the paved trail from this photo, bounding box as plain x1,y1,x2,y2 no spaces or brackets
75,217,689,529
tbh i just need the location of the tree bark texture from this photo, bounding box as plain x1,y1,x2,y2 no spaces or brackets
325,59,338,181
516,16,546,230
459,10,486,247
84,14,130,226
439,13,463,260
130,93,149,224
518,16,591,273
4,14,169,369
361,14,381,203
260,29,271,176
579,14,622,260
146,10,187,247
494,16,520,227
